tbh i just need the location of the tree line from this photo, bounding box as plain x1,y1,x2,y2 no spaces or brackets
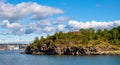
31,26,120,48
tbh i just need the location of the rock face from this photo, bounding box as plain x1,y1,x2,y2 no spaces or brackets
24,43,120,55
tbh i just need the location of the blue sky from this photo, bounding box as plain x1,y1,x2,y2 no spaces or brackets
0,0,120,43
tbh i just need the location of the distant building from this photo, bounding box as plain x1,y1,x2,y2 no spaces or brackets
0,44,29,50
7,45,19,50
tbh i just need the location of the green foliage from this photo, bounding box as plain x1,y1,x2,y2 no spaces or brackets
31,26,120,47
33,36,39,43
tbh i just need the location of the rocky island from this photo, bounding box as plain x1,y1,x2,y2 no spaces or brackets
23,26,120,55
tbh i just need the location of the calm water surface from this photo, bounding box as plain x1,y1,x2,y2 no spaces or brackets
0,50,120,65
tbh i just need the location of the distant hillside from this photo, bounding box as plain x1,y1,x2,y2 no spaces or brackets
24,26,120,55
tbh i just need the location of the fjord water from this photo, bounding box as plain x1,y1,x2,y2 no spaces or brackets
0,50,120,65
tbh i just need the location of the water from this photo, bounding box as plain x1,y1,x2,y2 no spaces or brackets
0,50,120,65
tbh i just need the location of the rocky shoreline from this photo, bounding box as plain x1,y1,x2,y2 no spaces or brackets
22,44,120,55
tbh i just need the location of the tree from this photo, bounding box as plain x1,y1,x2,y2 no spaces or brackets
34,36,39,43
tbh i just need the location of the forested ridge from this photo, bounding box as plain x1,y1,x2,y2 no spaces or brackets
31,26,120,47
24,26,120,55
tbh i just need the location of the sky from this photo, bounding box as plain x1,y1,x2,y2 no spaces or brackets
0,0,120,43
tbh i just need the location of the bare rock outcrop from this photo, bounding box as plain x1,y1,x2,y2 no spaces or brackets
23,43,120,55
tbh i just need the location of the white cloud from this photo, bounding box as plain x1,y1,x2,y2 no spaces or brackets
24,22,39,34
58,24,66,31
0,20,24,35
0,2,63,22
2,20,22,29
68,20,120,30
37,19,51,26
54,16,69,24
43,27,56,33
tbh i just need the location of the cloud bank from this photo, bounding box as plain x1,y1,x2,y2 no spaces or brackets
68,20,120,30
1,19,120,35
